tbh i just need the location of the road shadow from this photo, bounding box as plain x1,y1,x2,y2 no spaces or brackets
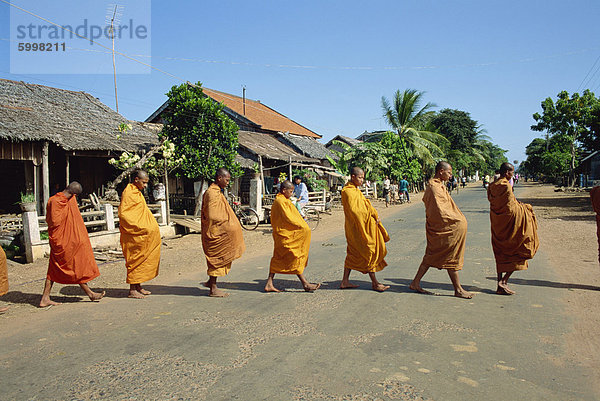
484,276,600,291
387,278,482,296
518,195,594,222
0,291,83,307
59,284,204,298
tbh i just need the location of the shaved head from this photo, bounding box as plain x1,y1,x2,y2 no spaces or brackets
435,161,451,173
215,168,230,180
66,181,82,195
350,166,364,177
499,162,514,174
131,169,149,181
279,180,294,191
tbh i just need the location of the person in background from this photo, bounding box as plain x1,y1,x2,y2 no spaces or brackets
399,176,410,203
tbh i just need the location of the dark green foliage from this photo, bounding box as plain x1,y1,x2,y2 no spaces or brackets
292,168,328,191
160,82,241,181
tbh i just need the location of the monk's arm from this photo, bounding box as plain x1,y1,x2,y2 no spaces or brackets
203,191,228,224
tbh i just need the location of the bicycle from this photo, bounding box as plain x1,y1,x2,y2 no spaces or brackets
302,205,320,231
229,196,260,230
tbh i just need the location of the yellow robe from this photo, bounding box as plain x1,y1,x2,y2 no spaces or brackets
488,177,539,273
342,182,387,273
119,184,161,284
0,247,8,297
270,193,311,274
421,178,467,270
201,183,245,276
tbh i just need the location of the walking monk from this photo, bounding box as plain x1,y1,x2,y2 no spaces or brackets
201,168,245,297
488,162,539,295
591,185,600,264
340,167,390,292
410,161,472,299
119,169,161,299
40,182,104,307
265,180,320,293
0,247,9,313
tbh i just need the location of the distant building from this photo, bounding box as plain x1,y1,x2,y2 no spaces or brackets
325,135,362,154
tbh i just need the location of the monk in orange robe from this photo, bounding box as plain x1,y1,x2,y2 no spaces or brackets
265,180,320,293
0,247,8,313
40,182,105,307
340,167,390,292
119,169,161,299
201,168,245,297
410,161,472,299
488,162,539,295
591,185,600,264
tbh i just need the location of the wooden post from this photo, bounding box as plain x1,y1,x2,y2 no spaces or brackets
42,141,50,215
259,155,266,195
33,163,40,213
65,154,70,186
288,156,292,181
164,165,170,224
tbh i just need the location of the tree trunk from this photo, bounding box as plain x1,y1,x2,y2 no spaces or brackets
104,143,163,201
193,179,209,217
569,142,576,187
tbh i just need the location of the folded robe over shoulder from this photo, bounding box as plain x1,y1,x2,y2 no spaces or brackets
342,182,387,273
488,177,539,273
119,184,161,284
201,183,245,276
46,192,100,284
270,193,311,275
0,247,8,296
421,178,467,270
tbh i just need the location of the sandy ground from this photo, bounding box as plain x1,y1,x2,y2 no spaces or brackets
516,182,600,391
0,191,424,317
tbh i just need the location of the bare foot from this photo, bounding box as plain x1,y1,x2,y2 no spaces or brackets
496,286,513,295
303,283,321,292
454,290,473,299
372,283,390,292
500,284,515,294
89,291,105,302
264,283,282,293
409,283,435,295
0,306,9,314
39,299,61,308
202,281,210,288
340,282,359,289
128,290,146,299
209,289,229,298
139,288,151,295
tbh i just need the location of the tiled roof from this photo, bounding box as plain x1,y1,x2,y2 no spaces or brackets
203,88,321,139
237,131,318,163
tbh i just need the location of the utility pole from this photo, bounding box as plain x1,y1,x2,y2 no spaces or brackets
106,4,123,112
242,85,246,115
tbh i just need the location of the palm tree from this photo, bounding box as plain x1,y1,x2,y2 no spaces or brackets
381,89,448,167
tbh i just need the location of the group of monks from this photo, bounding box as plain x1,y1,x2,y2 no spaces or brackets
39,170,161,307
0,160,544,312
198,163,539,299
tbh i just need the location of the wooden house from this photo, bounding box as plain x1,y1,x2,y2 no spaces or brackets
0,79,159,214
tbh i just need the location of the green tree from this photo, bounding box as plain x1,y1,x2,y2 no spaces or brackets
531,90,599,186
161,82,241,215
381,89,448,168
379,131,421,181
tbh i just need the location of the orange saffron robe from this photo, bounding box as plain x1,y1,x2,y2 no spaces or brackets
119,184,161,284
591,186,600,263
0,247,8,296
488,177,539,273
342,182,387,273
270,193,311,275
201,183,245,276
421,178,467,270
46,192,100,284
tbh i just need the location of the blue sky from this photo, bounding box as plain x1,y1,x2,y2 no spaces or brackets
1,0,600,165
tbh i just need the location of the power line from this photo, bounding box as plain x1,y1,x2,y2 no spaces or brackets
577,53,600,92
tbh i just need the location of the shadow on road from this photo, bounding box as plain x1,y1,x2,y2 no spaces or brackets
387,278,490,295
0,291,83,306
518,195,594,222
59,284,204,298
484,276,600,291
